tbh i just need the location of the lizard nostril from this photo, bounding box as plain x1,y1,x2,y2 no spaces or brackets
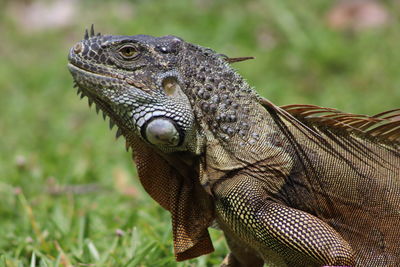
73,43,83,54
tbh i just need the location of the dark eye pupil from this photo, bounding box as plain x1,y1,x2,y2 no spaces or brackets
120,46,137,58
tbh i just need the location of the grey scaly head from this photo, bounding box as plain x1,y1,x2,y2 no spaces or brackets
68,25,261,158
68,25,200,153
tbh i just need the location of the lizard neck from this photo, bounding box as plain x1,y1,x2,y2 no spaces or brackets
179,44,292,173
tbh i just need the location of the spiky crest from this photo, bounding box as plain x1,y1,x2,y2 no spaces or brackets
281,104,400,145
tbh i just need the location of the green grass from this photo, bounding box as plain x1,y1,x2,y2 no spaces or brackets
0,0,399,266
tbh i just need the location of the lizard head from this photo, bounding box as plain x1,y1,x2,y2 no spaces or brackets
68,26,262,158
68,26,199,153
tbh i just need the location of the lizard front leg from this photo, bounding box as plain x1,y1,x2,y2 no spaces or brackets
213,175,355,267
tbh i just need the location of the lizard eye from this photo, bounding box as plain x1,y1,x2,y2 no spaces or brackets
118,45,139,60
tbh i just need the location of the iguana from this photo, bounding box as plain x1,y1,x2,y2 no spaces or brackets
67,26,400,267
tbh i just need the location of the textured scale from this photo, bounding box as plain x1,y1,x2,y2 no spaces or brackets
68,26,400,266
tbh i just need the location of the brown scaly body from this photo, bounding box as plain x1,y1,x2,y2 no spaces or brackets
68,26,400,266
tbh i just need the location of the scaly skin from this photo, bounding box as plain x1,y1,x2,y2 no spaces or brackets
68,27,400,266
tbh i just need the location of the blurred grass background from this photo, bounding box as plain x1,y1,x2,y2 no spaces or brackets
0,0,399,266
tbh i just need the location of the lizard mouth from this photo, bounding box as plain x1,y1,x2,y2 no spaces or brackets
68,62,144,93
68,63,124,87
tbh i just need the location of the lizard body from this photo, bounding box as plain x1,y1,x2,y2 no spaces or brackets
68,27,400,266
